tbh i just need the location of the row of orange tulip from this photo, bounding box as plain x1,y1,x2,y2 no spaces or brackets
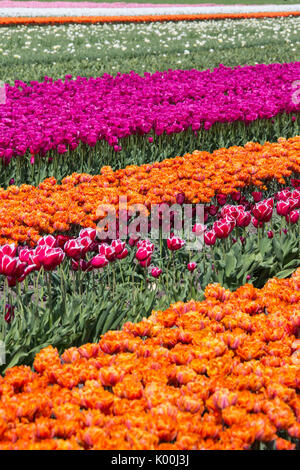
0,11,299,26
0,136,299,247
0,268,299,449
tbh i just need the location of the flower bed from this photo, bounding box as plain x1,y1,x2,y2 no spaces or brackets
0,269,299,450
0,136,299,246
0,63,299,185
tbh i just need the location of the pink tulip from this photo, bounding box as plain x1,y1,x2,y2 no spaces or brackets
79,228,97,241
136,247,151,262
276,200,290,216
216,194,227,206
204,230,217,246
213,217,235,239
111,239,126,255
187,262,197,272
236,210,251,227
167,236,185,251
37,235,57,248
99,243,116,262
252,201,273,222
0,243,17,258
192,223,206,236
64,239,84,260
231,191,241,202
0,255,17,276
116,248,128,260
91,255,109,269
208,205,219,216
151,267,162,278
286,210,299,224
175,192,185,205
42,248,65,271
251,191,262,203
139,256,152,268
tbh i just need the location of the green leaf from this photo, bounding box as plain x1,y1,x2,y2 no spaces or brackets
225,253,237,278
274,268,297,279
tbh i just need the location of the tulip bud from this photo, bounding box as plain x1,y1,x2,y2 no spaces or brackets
4,304,15,323
151,267,162,278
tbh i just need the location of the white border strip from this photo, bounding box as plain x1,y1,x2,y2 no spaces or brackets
0,4,299,17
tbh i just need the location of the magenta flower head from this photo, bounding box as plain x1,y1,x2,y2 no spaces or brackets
79,227,97,241
151,267,162,278
246,275,251,281
64,239,84,260
148,137,153,143
187,262,197,272
136,246,151,261
251,191,262,203
99,243,116,262
267,230,274,239
216,194,227,206
42,247,65,271
0,243,17,258
252,201,273,222
0,255,17,277
192,223,206,236
37,235,57,248
139,256,152,268
56,234,71,248
167,236,185,251
111,239,126,255
236,210,251,228
208,205,219,216
9,178,15,186
91,254,109,269
286,210,299,224
213,217,235,239
231,191,241,202
276,200,290,216
175,192,185,205
204,230,217,246
116,247,128,259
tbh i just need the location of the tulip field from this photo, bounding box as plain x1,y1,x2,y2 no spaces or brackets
0,1,299,452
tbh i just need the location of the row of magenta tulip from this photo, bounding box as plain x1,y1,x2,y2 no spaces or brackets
0,64,299,187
